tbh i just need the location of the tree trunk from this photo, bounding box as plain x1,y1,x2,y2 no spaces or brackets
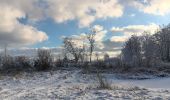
89,53,92,63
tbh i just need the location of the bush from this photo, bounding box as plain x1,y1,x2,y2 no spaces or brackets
0,55,33,73
0,55,3,69
34,49,53,71
81,61,90,74
53,59,65,70
1,55,15,72
93,60,106,70
14,56,33,71
96,71,112,89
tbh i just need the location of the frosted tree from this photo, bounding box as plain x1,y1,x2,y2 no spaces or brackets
141,33,159,67
121,35,142,67
155,25,170,62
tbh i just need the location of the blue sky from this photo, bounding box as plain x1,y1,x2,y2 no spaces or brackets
1,0,170,56
31,6,170,48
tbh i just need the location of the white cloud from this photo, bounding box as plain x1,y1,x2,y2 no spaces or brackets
93,25,104,32
69,34,87,48
110,36,128,42
0,1,48,47
63,25,107,49
47,0,123,27
144,0,170,15
130,14,136,17
111,23,160,42
93,25,107,42
129,0,170,16
105,51,121,57
0,0,45,21
93,25,107,49
1,0,167,55
0,0,124,28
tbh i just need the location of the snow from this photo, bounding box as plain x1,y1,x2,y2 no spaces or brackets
0,69,170,99
112,77,170,89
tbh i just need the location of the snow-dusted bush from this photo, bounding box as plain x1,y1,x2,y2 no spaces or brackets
96,71,112,89
95,60,107,69
53,58,69,69
0,55,32,73
14,56,33,71
1,55,15,72
0,55,3,68
34,49,53,71
81,61,90,73
54,59,63,68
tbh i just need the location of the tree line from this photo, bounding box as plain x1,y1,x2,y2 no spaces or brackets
121,24,170,68
1,24,170,75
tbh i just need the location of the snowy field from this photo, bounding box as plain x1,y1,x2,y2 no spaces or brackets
0,69,170,100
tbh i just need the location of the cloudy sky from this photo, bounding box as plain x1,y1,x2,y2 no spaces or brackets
1,0,170,57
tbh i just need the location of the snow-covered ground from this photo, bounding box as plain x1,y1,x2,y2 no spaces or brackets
0,69,170,100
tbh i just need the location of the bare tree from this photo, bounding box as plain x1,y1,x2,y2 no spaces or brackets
63,37,84,63
86,29,96,63
95,53,99,61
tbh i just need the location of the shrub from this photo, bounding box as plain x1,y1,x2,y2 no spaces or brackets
0,55,33,73
0,55,3,69
1,55,15,72
96,71,112,89
93,60,106,70
81,61,90,74
34,49,53,71
53,59,65,70
14,56,32,71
